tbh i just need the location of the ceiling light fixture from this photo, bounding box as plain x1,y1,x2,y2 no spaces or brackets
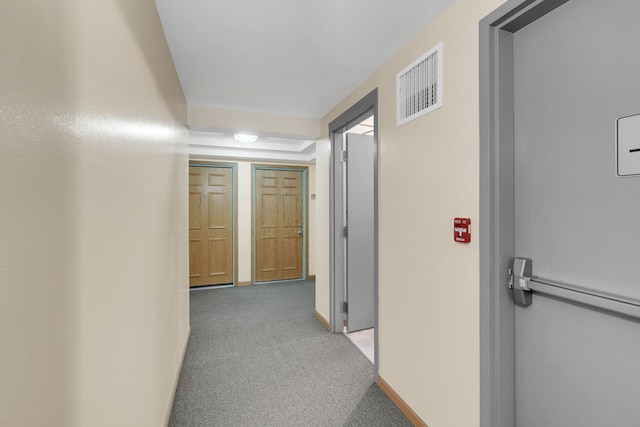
234,133,258,144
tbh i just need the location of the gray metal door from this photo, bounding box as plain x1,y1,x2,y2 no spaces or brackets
512,0,640,425
346,133,375,332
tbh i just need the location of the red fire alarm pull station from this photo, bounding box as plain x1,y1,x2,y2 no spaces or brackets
454,218,471,243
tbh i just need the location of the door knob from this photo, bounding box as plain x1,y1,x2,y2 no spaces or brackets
297,231,303,236
297,223,302,228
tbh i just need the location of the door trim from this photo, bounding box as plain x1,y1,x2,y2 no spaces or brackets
188,162,238,286
251,164,309,284
328,88,378,381
479,2,571,426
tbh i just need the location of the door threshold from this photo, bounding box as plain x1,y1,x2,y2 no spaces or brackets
255,278,306,285
344,327,375,363
189,284,234,291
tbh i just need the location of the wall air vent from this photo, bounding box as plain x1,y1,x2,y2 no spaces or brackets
396,42,443,126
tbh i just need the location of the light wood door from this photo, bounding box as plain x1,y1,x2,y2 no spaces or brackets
189,166,233,287
255,169,303,282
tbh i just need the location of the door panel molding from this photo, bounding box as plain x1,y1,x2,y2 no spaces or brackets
252,165,308,283
189,162,238,287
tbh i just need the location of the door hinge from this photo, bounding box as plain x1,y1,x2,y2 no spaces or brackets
342,225,348,238
340,150,348,162
341,301,348,313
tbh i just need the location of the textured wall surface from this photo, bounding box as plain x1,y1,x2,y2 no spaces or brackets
0,0,189,425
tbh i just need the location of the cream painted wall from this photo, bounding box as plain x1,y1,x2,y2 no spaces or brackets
0,0,189,426
308,164,317,276
189,159,316,283
238,162,253,282
317,0,505,425
314,139,332,319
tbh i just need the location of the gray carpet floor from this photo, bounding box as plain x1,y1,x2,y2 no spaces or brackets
168,280,412,427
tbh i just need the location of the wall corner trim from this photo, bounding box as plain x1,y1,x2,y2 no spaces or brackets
164,327,191,427
314,310,330,331
378,376,428,427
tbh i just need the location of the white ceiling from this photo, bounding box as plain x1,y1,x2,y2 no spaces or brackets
189,113,375,163
189,131,316,163
155,0,457,120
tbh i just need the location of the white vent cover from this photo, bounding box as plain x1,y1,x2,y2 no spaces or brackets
397,42,443,126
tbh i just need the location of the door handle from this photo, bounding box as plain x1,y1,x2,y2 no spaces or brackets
297,223,302,228
297,231,303,236
509,258,533,307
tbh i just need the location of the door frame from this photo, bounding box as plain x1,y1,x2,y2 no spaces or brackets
188,161,238,286
479,1,570,426
328,89,379,380
251,164,309,284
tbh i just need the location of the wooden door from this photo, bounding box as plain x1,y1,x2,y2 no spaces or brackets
189,166,233,287
255,169,304,282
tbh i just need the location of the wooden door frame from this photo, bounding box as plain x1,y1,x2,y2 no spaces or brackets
251,164,309,284
189,161,238,287
479,1,570,426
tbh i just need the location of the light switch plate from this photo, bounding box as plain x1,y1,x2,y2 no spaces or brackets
616,113,640,177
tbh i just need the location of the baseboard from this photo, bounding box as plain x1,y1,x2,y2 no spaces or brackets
378,376,428,427
307,274,316,280
314,310,330,331
164,327,191,427
236,281,254,287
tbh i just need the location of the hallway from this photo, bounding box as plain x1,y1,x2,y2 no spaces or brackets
169,281,411,426
2,0,535,425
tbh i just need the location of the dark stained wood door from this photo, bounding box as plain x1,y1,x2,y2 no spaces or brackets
255,169,303,282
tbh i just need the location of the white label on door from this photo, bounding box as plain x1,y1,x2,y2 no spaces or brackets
617,114,640,176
